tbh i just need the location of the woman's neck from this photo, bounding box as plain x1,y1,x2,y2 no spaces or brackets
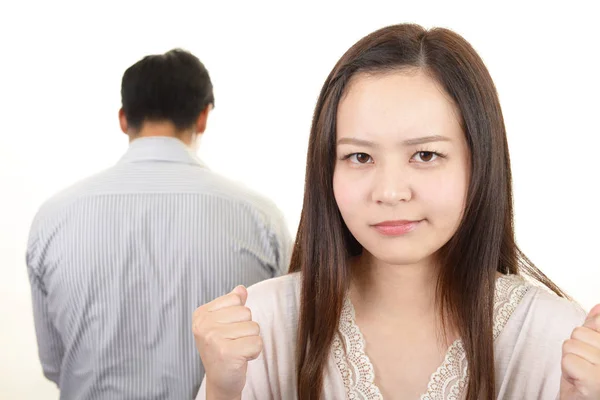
350,253,438,315
349,252,457,345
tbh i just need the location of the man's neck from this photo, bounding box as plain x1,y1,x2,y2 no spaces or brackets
129,122,195,146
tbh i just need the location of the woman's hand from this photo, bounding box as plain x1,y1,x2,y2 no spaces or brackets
192,286,263,400
560,304,600,399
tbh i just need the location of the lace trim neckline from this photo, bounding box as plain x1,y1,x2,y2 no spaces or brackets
332,274,531,400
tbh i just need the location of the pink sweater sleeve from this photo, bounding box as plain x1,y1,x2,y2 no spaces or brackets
196,274,301,400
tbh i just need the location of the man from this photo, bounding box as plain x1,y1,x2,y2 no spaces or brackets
26,49,292,399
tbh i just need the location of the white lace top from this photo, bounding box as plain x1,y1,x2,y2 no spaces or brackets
197,273,587,400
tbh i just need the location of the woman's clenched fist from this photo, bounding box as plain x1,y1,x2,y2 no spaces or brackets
192,286,263,400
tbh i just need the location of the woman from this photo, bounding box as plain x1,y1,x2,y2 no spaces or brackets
192,23,600,399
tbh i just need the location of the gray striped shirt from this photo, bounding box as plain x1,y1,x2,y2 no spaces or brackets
25,137,292,400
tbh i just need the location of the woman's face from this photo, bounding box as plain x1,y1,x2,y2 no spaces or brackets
333,70,470,267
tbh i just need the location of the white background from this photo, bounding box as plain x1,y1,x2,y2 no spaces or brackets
1,0,598,398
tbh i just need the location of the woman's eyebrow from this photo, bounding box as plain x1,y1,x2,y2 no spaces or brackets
336,135,451,147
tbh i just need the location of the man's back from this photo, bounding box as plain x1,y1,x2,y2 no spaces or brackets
26,137,292,399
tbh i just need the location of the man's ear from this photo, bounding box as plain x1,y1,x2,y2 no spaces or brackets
119,108,128,134
195,104,212,134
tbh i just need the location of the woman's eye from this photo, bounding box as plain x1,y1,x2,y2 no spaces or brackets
349,153,373,164
412,151,439,163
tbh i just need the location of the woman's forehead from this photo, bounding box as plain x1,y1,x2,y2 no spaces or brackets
337,71,463,142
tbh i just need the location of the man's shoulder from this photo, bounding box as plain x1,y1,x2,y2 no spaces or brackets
123,162,286,226
192,172,290,237
203,174,283,218
31,165,286,230
30,171,108,227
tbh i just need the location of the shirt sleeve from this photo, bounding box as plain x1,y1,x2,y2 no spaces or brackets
26,226,64,386
267,207,293,278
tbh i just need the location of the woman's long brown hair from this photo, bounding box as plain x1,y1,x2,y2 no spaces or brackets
288,23,567,399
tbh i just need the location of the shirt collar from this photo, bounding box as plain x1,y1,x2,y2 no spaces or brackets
118,136,206,167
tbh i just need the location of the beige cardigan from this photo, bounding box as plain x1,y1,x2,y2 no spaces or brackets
197,273,586,399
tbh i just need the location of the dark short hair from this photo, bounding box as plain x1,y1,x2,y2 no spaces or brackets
121,48,214,132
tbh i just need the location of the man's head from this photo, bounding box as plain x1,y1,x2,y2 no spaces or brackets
119,48,214,145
